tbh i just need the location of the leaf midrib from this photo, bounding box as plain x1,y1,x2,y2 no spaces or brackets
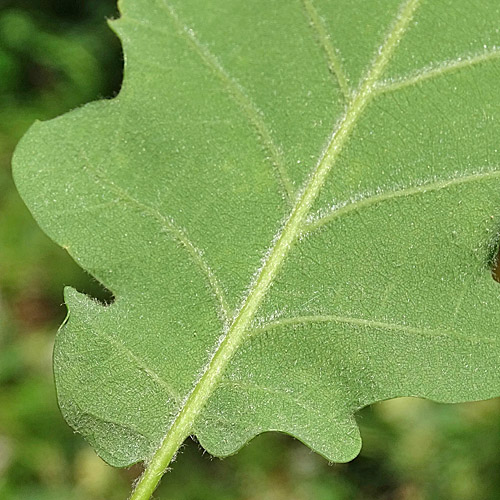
130,0,421,497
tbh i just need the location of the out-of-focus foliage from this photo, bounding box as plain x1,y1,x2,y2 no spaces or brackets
0,0,122,301
1,2,500,499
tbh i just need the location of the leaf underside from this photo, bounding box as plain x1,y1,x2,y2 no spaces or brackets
12,0,500,467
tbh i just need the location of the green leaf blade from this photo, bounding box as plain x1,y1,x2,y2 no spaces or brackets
12,0,500,489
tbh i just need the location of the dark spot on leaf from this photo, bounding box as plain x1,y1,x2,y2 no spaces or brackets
490,231,500,284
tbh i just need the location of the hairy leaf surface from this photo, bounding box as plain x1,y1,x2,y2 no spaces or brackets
12,0,500,467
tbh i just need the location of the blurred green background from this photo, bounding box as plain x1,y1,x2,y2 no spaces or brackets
1,2,500,499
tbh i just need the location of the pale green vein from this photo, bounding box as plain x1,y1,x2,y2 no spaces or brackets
218,380,329,420
130,1,421,498
248,313,499,345
250,314,449,339
375,48,500,95
304,168,500,233
98,330,181,402
129,0,295,203
74,405,148,441
301,0,351,102
81,159,231,325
